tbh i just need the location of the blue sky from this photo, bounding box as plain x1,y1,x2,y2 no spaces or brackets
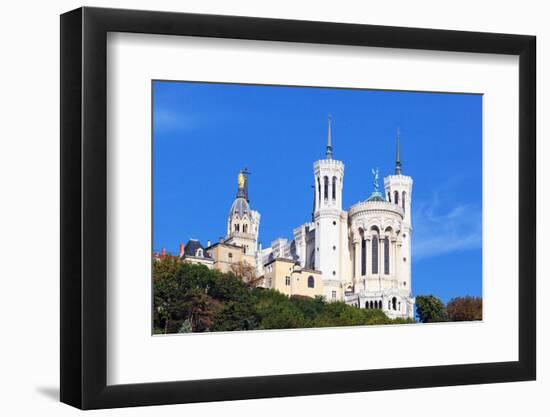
153,81,482,303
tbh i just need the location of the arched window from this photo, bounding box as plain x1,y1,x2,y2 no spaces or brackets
361,238,366,276
377,300,382,309
384,237,390,275
372,235,379,274
392,297,397,310
394,190,399,205
317,177,321,205
365,301,369,309
388,192,391,202
243,224,248,233
234,223,239,232
196,248,203,257
388,300,391,310
323,176,329,200
370,301,374,309
402,191,407,212
398,301,402,311
332,176,337,200
307,276,315,288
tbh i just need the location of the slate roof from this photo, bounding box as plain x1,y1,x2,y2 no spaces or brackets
184,239,211,258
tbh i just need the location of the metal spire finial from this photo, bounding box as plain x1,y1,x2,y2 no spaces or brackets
395,128,402,175
326,114,333,159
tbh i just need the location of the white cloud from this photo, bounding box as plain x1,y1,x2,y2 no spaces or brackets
412,183,481,260
154,109,196,133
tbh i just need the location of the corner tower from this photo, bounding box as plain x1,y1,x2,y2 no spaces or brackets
313,117,350,296
384,129,413,292
226,169,260,256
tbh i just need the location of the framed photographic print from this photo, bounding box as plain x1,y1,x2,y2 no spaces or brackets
60,6,536,410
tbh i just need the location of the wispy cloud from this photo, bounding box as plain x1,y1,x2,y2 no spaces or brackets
412,180,481,260
153,108,196,133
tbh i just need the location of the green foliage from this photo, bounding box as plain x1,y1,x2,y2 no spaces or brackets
415,295,447,323
153,259,415,334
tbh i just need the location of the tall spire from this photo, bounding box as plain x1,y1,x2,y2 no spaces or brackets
326,115,333,159
395,128,402,175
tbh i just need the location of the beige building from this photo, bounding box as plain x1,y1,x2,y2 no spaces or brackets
263,258,324,299
205,241,255,274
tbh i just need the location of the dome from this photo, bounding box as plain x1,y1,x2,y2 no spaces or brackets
229,197,250,218
366,191,385,202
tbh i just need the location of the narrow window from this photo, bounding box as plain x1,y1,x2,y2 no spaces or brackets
402,191,406,212
394,191,399,205
323,176,329,200
372,235,379,274
384,237,390,275
392,297,397,310
331,290,337,299
361,238,366,276
332,176,337,200
317,177,321,205
285,276,291,286
308,276,315,288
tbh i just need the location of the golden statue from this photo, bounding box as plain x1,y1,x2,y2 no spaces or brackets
238,170,246,189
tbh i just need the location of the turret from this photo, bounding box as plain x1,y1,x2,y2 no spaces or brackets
312,116,349,289
226,169,260,255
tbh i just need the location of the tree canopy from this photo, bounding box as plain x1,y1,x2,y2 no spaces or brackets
415,295,448,323
153,259,414,333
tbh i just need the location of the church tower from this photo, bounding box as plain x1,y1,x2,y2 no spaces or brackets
384,129,413,292
313,117,349,295
226,169,260,256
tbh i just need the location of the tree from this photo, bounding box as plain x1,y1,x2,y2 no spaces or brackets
447,296,482,321
415,295,447,323
229,261,262,287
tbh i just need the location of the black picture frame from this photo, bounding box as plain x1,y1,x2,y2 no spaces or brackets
60,6,536,410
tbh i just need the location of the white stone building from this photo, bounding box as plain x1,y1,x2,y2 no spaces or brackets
186,119,415,319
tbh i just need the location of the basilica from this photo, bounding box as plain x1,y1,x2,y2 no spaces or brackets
177,119,415,319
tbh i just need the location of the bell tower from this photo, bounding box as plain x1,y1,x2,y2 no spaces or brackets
226,169,260,256
384,129,413,292
313,116,346,285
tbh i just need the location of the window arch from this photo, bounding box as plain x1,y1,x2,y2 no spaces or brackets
196,248,203,257
323,176,329,200
317,177,321,205
332,176,337,200
234,223,240,232
370,301,374,309
394,190,399,205
384,237,390,275
243,224,248,233
372,235,379,274
361,238,366,276
392,297,397,310
307,276,315,288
